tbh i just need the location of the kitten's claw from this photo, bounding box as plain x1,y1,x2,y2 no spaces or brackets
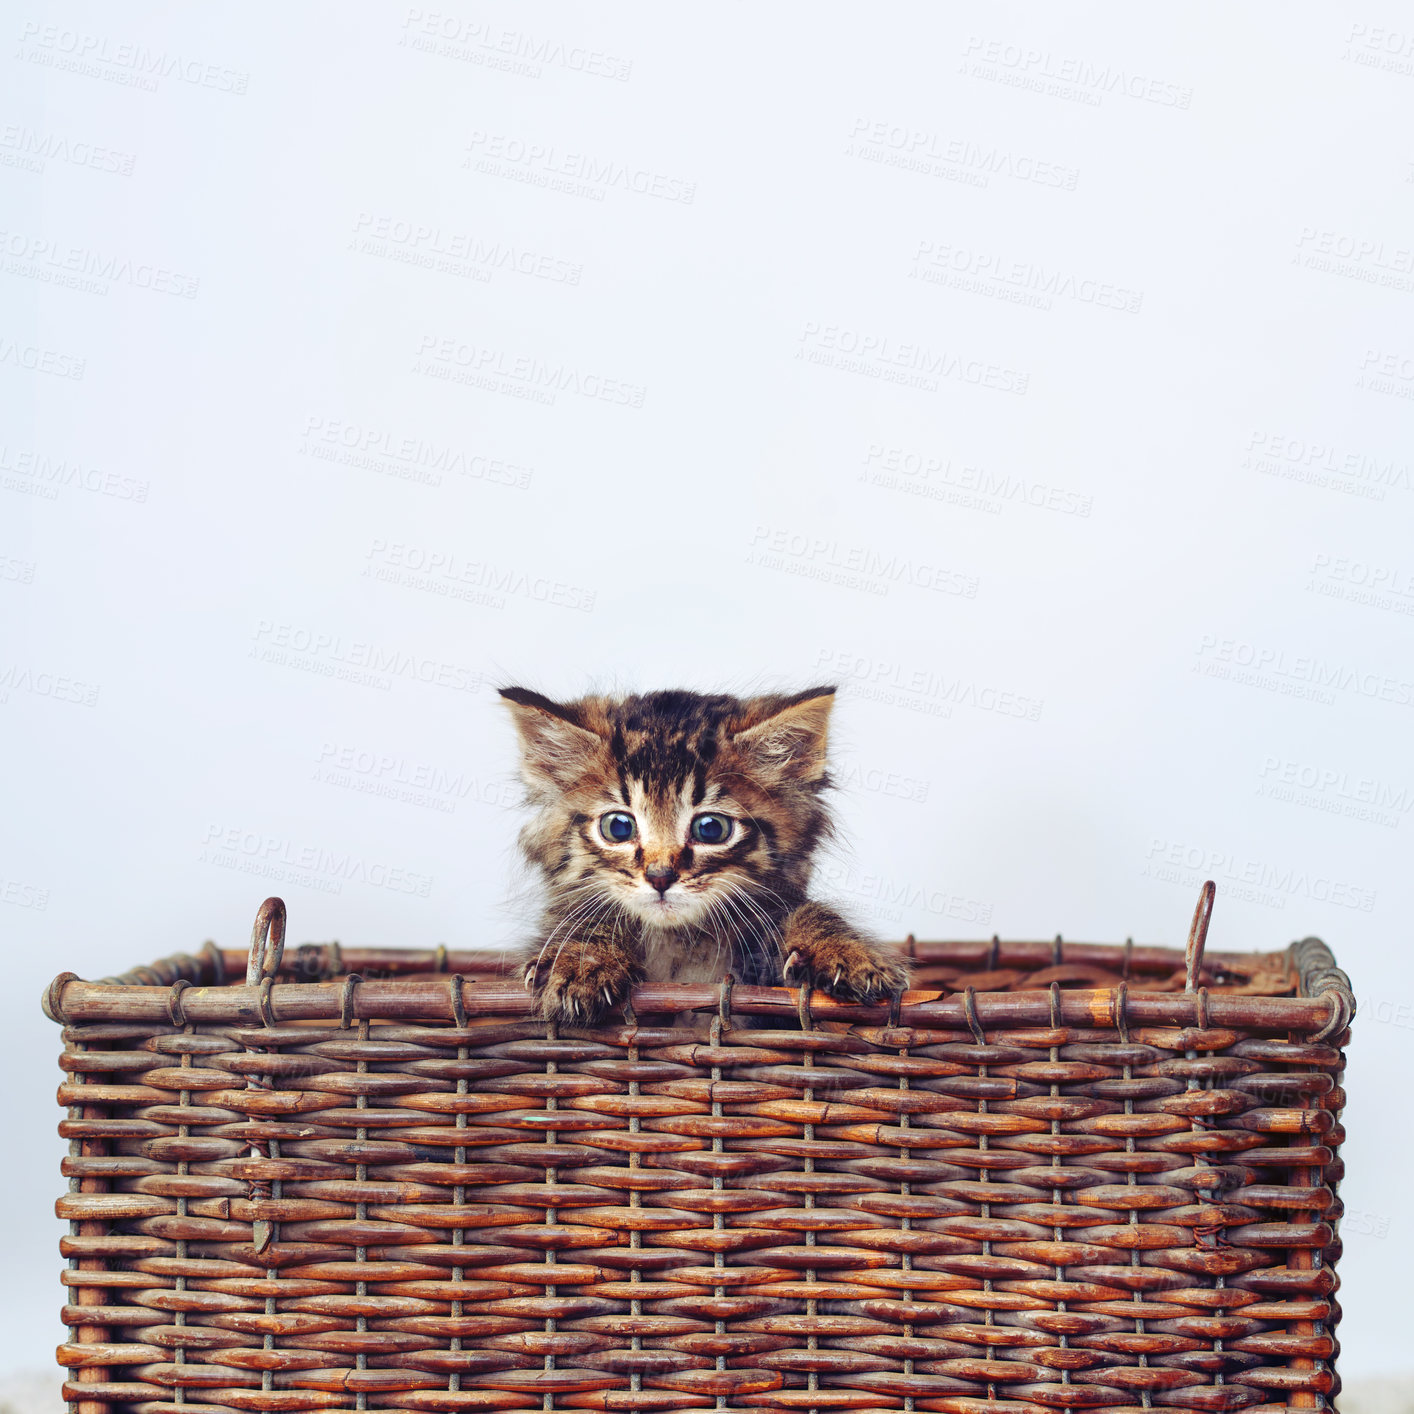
780,928,909,1005
520,942,640,1026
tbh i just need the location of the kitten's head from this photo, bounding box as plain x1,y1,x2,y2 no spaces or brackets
499,686,837,930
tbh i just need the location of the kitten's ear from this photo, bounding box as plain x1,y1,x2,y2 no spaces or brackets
499,687,604,791
730,686,835,784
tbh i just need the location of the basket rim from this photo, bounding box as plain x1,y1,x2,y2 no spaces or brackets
42,934,1352,1038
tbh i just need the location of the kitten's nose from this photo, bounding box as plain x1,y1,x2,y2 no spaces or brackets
645,864,678,895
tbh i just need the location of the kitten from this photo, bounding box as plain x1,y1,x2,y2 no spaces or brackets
500,684,910,1023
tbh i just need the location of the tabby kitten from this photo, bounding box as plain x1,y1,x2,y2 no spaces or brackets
501,684,909,1022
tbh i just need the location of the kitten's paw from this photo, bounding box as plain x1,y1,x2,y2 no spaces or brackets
780,905,910,1004
523,947,639,1025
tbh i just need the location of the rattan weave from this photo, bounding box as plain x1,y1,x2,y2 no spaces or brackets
43,890,1353,1414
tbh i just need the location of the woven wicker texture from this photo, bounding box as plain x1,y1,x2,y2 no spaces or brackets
47,896,1352,1414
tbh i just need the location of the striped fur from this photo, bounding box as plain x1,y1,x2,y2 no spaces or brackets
501,686,909,1022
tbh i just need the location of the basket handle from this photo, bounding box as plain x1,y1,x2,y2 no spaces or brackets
1292,936,1355,1042
246,898,287,987
242,898,286,1256
1184,881,1216,993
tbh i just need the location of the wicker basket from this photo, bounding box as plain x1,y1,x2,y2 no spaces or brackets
42,884,1355,1414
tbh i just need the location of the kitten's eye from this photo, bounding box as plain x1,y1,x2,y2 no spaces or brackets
691,813,732,845
599,812,637,843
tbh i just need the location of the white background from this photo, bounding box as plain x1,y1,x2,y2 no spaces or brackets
3,1,1413,1397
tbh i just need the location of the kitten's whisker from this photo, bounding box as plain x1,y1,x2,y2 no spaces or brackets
735,884,793,955
704,907,736,985
538,892,608,958
574,897,619,964
721,880,791,984
723,890,772,962
722,877,785,947
532,883,606,956
740,878,795,916
535,889,615,976
549,894,620,980
714,882,779,984
707,896,744,961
